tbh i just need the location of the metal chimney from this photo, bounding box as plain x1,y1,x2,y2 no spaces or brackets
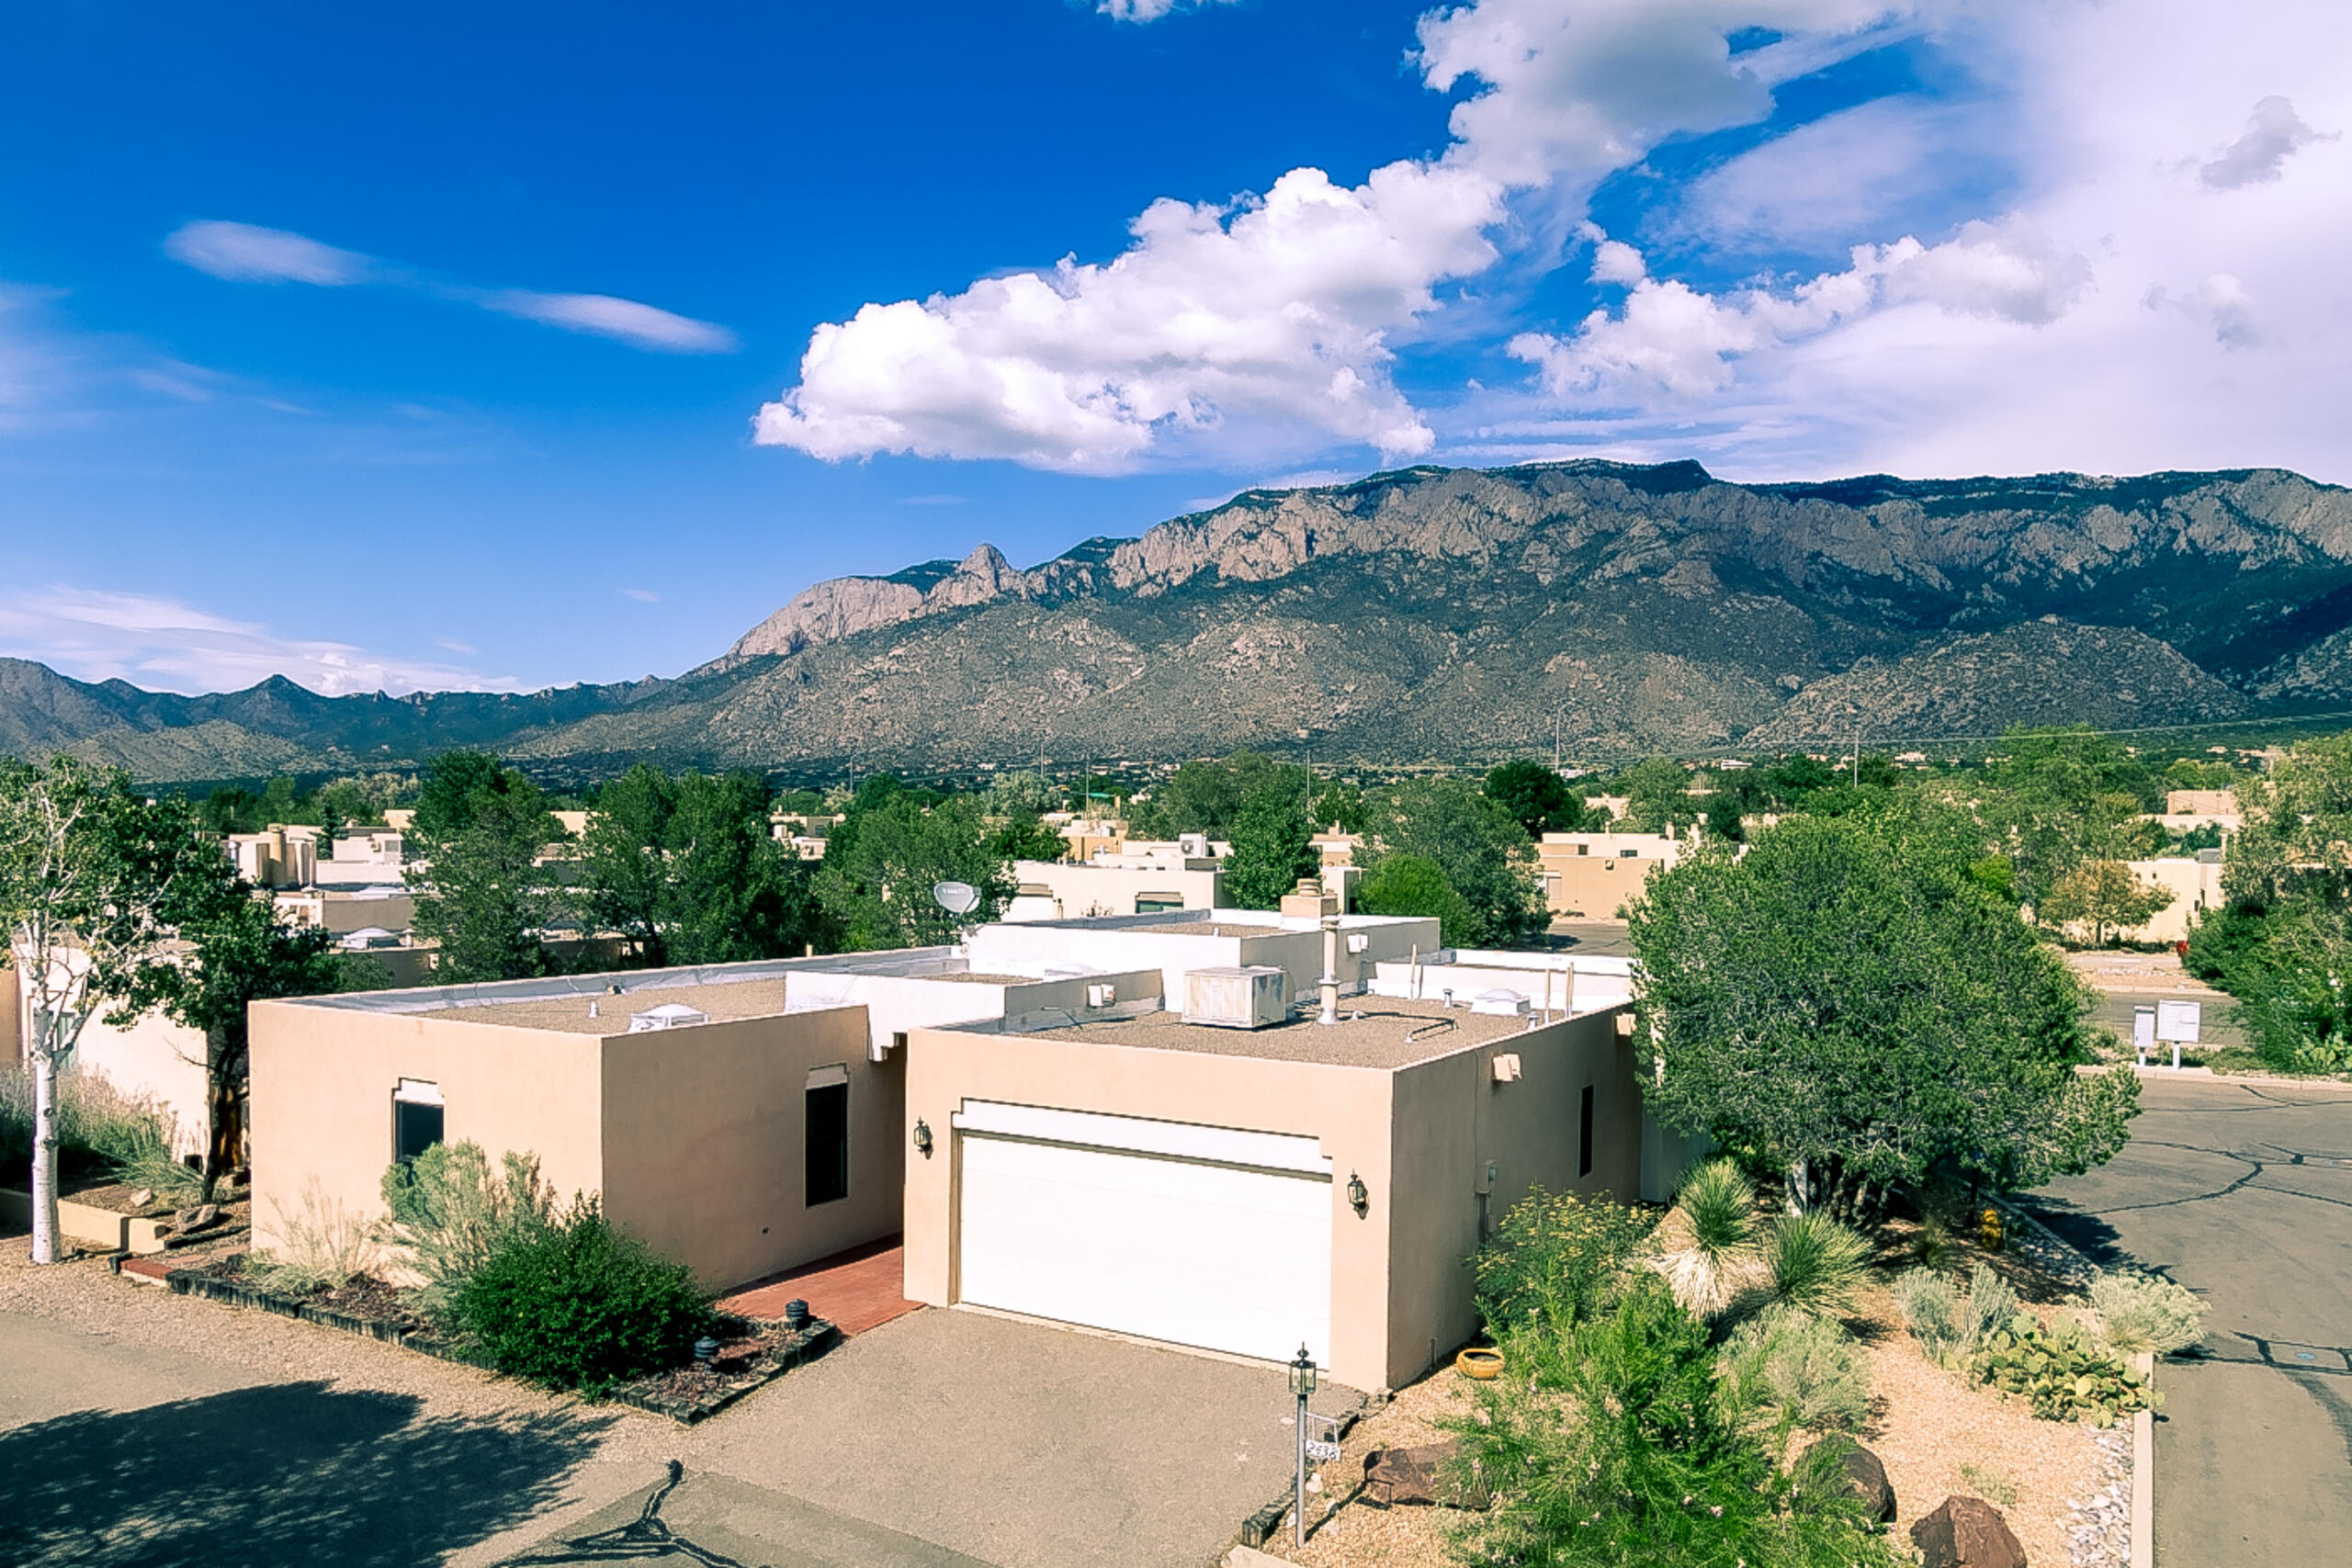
1318,913,1340,1026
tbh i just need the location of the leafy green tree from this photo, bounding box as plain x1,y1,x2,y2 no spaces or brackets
1127,751,1305,840
2213,901,2352,1072
1363,779,1543,946
816,795,1012,950
1628,805,2140,1217
1962,725,2166,906
1222,787,1318,909
1485,761,1585,837
579,765,818,967
2036,859,2173,947
108,881,348,1196
1617,757,1699,834
1312,781,1368,836
981,773,1069,863
1355,852,1474,944
406,751,564,982
0,758,224,1262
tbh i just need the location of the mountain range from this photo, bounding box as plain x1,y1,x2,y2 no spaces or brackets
10,459,2352,784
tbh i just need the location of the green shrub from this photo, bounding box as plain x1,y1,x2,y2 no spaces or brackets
1473,1187,1656,1337
1724,1308,1871,1434
1960,1462,2018,1507
379,1141,557,1321
1454,1279,1898,1568
1891,1267,1962,1360
1660,1157,1758,1318
245,1179,382,1295
2090,1271,2208,1356
1759,1212,1869,1316
1960,1262,2017,1349
1970,1313,2157,1427
453,1197,713,1391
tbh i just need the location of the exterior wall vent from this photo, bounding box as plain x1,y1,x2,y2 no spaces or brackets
1086,982,1117,1009
1182,965,1289,1030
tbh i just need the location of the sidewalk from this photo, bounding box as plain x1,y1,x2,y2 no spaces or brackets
718,1236,921,1336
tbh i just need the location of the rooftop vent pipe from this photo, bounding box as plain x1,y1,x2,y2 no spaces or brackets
1317,914,1340,1026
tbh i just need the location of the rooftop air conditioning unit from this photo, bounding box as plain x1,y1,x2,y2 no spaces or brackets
1471,988,1531,1018
628,1002,710,1032
1183,966,1288,1030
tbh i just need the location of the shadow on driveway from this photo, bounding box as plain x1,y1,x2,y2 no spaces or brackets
0,1381,612,1568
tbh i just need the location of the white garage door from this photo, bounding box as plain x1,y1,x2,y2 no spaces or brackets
954,1100,1333,1366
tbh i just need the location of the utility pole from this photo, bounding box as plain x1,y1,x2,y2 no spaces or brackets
1553,703,1569,773
1851,721,1862,788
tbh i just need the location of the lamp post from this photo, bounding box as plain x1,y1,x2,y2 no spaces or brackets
1289,1342,1318,1548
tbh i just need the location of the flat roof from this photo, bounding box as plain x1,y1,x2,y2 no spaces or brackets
412,978,810,1034
1007,995,1557,1069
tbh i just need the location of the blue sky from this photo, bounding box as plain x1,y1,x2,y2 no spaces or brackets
1,1,2344,697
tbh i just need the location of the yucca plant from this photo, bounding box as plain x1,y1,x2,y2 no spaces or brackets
1660,1158,1759,1317
1760,1211,1870,1316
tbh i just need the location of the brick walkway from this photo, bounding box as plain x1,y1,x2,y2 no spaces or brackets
719,1236,920,1336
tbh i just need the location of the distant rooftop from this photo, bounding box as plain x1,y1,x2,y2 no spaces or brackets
412,979,808,1034
1000,995,1555,1070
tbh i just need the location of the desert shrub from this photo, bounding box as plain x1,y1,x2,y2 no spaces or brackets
1908,1215,1959,1269
1971,1314,2157,1427
1891,1268,1962,1359
2090,1271,2209,1355
1960,1262,2018,1349
245,1179,382,1295
1960,1462,2017,1506
1759,1212,1870,1316
1454,1278,1898,1568
1658,1157,1758,1318
1473,1187,1656,1337
1724,1308,1871,1434
452,1197,713,1391
379,1141,557,1321
0,1065,195,1190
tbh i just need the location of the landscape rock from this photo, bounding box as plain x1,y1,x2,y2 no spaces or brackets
1363,1439,1488,1509
171,1203,220,1235
1838,1442,1898,1523
128,1189,154,1208
1911,1494,2029,1568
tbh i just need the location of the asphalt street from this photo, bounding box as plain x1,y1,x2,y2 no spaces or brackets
2023,1076,2352,1568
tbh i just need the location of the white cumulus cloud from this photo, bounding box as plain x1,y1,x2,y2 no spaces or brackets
759,0,1909,473
0,587,521,696
2199,96,2337,191
164,220,737,355
1095,0,1238,20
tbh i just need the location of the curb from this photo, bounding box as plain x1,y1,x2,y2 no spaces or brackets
151,1263,834,1422
2131,1352,2154,1568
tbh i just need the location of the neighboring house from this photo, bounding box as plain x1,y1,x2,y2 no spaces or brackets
1535,830,1689,918
249,949,1163,1292
1001,858,1225,921
2143,788,2243,835
769,812,842,861
2050,852,2227,945
903,986,1643,1393
965,907,1440,1010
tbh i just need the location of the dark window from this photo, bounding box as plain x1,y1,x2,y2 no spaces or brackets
1577,1084,1595,1179
806,1081,850,1205
1135,895,1184,914
395,1100,444,1164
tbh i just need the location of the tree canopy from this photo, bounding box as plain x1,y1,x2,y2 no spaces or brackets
1484,761,1585,837
405,752,564,983
1628,803,2139,1213
1361,778,1543,947
815,794,1012,950
1223,787,1318,909
578,764,818,968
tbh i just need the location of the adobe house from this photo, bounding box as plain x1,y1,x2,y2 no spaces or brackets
248,953,1161,1290
902,977,1641,1393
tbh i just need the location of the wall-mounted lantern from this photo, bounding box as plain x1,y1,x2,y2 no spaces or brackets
1346,1171,1368,1214
912,1119,933,1157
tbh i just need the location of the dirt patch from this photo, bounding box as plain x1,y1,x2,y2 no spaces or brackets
1254,1363,1479,1568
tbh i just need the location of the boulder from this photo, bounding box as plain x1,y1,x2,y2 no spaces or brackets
1838,1443,1898,1524
1910,1495,2028,1568
1362,1440,1488,1509
171,1203,220,1235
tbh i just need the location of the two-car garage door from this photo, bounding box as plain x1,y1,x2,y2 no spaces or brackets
953,1100,1333,1367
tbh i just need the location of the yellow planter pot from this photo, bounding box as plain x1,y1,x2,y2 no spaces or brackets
1455,1347,1506,1381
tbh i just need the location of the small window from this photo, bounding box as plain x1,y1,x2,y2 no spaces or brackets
806,1066,850,1206
1135,894,1184,914
1577,1083,1595,1179
393,1079,445,1164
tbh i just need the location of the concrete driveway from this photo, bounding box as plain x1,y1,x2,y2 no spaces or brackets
587,1307,1338,1568
2022,1076,2352,1568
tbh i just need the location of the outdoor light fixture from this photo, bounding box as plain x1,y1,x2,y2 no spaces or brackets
1288,1344,1320,1548
1346,1171,1368,1214
912,1119,933,1157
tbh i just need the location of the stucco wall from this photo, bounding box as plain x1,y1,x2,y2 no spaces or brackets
598,1006,899,1289
1004,861,1224,919
65,1006,210,1157
902,1027,1398,1391
965,915,1438,1011
1384,1008,1640,1388
249,1002,605,1254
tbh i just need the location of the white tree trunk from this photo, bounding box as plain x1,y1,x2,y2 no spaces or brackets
29,1027,60,1264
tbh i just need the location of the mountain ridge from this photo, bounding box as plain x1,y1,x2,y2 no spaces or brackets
12,459,2352,781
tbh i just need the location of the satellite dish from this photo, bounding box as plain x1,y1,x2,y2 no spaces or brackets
933,880,980,916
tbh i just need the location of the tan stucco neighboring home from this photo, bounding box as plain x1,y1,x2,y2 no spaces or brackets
901,987,1644,1393
2050,853,2227,946
2143,787,2243,836
965,907,1440,1010
248,949,1163,1291
1001,857,1225,920
769,812,842,861
1535,829,1689,918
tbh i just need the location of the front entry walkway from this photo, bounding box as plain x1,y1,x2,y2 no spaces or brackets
718,1237,920,1336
